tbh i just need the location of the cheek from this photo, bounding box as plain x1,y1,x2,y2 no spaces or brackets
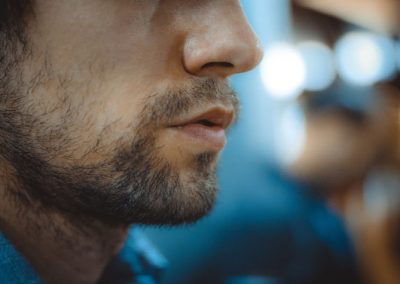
18,26,174,168
20,72,149,167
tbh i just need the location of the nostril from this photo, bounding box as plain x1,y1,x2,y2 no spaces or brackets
201,62,234,69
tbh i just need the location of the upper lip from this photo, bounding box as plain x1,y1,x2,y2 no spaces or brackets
170,106,235,129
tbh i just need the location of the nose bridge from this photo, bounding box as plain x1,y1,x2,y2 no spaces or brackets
183,2,263,78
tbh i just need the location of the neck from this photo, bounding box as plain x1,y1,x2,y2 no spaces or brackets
0,164,129,284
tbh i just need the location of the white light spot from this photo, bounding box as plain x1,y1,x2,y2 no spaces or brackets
274,103,306,166
335,31,397,86
260,43,306,100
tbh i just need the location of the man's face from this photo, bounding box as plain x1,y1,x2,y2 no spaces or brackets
1,0,262,225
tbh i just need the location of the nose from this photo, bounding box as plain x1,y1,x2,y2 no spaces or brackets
182,2,264,78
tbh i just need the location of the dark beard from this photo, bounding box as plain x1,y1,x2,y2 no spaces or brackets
0,77,239,226
7,134,218,226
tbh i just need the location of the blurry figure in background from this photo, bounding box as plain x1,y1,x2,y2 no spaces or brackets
288,1,400,283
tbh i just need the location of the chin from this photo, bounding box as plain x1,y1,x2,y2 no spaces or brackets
128,174,219,226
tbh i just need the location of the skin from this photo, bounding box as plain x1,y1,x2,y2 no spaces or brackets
0,0,262,283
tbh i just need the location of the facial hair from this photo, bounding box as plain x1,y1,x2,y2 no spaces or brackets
0,74,239,226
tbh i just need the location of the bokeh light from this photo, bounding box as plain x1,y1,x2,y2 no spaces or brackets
363,171,400,223
298,41,336,91
260,43,306,100
396,40,400,71
335,31,397,86
274,103,306,166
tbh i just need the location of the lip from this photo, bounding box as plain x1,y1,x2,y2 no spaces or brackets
169,106,235,151
170,107,235,129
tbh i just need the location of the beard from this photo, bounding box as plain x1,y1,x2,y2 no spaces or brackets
0,68,239,226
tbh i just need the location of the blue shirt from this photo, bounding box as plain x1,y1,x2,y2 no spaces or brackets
0,228,167,284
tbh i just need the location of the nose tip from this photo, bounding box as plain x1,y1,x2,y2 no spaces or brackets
237,38,264,73
183,22,264,78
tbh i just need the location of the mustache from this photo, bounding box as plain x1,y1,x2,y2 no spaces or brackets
140,78,240,127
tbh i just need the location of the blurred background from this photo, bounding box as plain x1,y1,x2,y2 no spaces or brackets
142,1,400,283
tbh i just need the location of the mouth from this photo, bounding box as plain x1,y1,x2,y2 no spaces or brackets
171,107,235,129
168,107,235,151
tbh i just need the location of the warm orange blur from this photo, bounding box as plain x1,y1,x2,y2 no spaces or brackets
295,0,400,35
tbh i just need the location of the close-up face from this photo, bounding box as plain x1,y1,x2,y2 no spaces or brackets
0,0,262,225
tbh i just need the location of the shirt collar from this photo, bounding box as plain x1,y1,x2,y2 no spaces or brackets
0,233,41,284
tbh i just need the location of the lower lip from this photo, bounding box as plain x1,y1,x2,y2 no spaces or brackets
172,124,226,151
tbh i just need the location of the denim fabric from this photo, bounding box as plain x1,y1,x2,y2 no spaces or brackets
99,228,168,284
0,233,42,284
